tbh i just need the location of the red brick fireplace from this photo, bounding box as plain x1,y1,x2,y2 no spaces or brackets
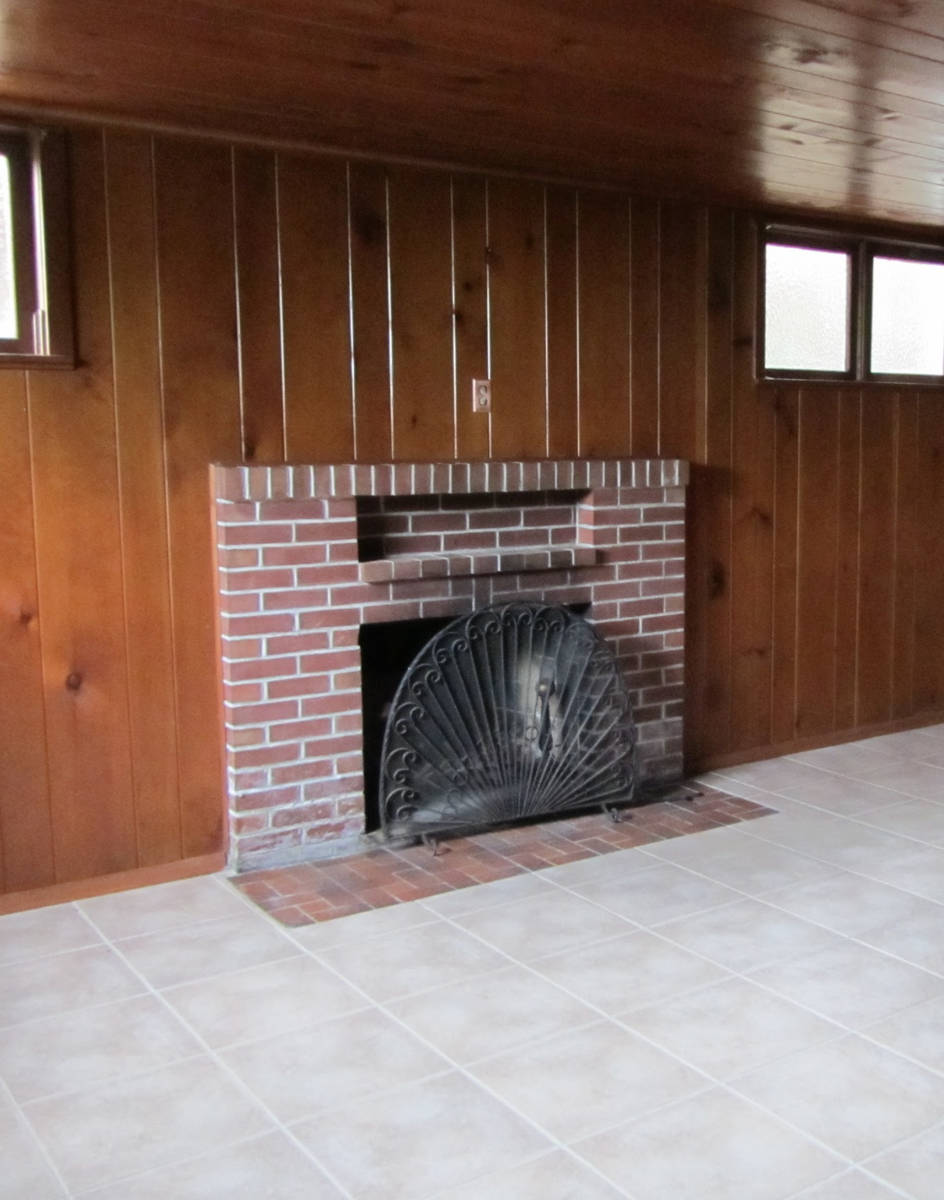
211,458,688,871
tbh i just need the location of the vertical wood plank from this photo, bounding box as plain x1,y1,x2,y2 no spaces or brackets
487,177,546,459
0,373,54,892
855,391,897,726
629,198,660,456
658,200,699,462
892,394,919,719
914,394,944,712
154,136,240,857
794,390,840,738
686,209,734,763
233,147,284,465
105,130,181,867
577,189,630,458
545,186,578,459
28,128,137,882
279,154,353,463
729,217,774,751
834,389,861,731
452,174,490,460
349,162,392,462
387,167,454,461
770,386,799,744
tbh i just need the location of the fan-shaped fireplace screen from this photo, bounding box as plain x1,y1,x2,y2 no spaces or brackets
380,601,638,841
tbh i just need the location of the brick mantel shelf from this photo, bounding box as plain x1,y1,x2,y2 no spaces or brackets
211,458,689,872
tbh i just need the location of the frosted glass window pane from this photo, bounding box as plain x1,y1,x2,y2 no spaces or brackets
0,157,17,339
765,243,850,372
871,256,944,376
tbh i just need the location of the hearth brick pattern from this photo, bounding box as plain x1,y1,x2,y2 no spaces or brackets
212,459,689,872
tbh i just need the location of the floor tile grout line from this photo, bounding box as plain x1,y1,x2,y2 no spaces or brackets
0,1072,70,1198
45,920,361,1200
6,732,944,1196
855,1115,944,1196
281,928,639,1199
371,905,859,1176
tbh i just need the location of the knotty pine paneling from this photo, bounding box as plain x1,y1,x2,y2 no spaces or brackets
2,126,943,897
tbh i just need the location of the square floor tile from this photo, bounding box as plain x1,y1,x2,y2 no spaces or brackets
731,1034,944,1159
0,945,144,1027
714,759,836,794
0,1107,65,1199
774,1168,901,1199
644,826,834,894
857,896,944,975
762,871,931,939
467,1019,707,1142
80,1131,345,1199
575,1087,841,1200
25,1056,272,1193
222,1007,448,1122
864,1120,944,1200
387,963,597,1063
430,1149,626,1199
114,914,300,989
418,871,558,917
788,742,903,774
733,808,851,857
853,760,944,802
287,899,442,951
78,876,250,940
656,899,841,973
749,939,944,1029
0,994,201,1103
620,977,841,1080
452,888,633,961
857,797,944,844
0,903,101,967
314,919,509,1002
777,773,912,817
529,846,661,889
858,843,944,902
864,995,944,1074
291,1070,550,1200
859,729,944,760
569,861,741,927
532,928,730,1016
161,953,367,1048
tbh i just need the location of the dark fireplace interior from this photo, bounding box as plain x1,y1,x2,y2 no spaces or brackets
360,615,454,832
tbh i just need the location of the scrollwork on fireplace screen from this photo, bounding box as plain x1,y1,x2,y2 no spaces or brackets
380,601,638,840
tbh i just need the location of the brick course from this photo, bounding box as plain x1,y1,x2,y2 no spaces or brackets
212,457,689,871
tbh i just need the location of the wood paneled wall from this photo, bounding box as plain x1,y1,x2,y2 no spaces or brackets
2,128,943,896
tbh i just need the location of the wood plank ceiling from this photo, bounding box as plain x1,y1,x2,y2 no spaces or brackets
2,0,944,226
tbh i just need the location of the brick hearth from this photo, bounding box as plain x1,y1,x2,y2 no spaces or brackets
212,458,689,871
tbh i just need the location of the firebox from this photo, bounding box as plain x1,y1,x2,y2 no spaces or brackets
379,600,638,842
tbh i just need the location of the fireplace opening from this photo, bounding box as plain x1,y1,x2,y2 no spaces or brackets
360,615,455,832
378,601,637,843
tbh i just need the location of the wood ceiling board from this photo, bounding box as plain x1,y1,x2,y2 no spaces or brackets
3,0,944,225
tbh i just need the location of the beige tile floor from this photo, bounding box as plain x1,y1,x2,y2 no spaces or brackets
5,727,944,1197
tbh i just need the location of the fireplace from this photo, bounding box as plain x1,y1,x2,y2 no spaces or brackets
211,458,688,871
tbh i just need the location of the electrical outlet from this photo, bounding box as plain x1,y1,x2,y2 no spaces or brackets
472,378,491,412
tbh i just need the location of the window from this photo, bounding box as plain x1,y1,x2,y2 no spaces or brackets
761,226,944,383
0,127,73,366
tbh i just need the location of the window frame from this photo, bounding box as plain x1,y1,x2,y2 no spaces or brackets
759,223,944,386
0,125,74,369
